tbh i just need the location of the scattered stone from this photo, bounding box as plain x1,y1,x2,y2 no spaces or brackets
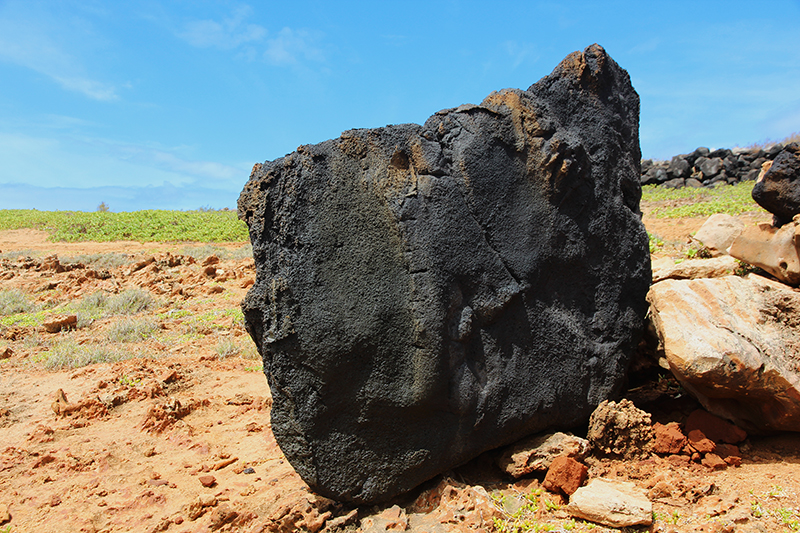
685,410,747,444
701,453,728,470
568,478,652,528
128,257,156,275
198,475,216,488
651,255,738,283
209,504,238,530
213,457,238,471
0,503,9,524
587,399,654,459
652,422,687,455
42,315,77,333
648,275,800,432
202,255,220,267
542,456,587,496
49,494,62,507
496,432,590,478
728,219,800,285
693,214,745,256
687,429,716,454
239,43,651,504
325,509,358,530
752,143,800,226
0,346,11,359
243,467,256,474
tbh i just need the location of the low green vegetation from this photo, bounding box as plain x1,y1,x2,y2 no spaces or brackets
641,181,767,218
105,317,160,343
0,288,34,315
35,338,137,370
0,209,248,242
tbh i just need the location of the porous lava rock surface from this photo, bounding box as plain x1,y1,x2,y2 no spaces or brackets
752,143,800,226
238,44,651,504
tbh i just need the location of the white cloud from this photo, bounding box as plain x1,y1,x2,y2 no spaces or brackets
265,28,325,66
177,4,266,50
503,41,540,69
0,1,119,101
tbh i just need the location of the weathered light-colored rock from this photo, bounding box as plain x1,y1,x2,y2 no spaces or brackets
647,275,800,432
728,219,800,285
568,479,652,528
496,432,590,478
651,255,738,283
693,213,745,256
586,399,654,459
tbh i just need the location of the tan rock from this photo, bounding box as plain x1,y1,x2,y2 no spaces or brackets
652,255,738,283
567,478,652,528
42,314,77,333
496,432,589,477
693,213,744,256
647,275,800,432
729,220,800,285
0,502,10,524
586,399,653,459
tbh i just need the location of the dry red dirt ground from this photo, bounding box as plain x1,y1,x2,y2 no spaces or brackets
1,217,799,533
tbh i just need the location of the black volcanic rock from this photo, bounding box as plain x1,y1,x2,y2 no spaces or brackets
238,44,651,504
752,143,800,226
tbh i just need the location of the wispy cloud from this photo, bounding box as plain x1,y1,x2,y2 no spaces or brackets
0,1,119,101
177,5,266,49
503,41,540,69
177,5,326,68
264,27,326,66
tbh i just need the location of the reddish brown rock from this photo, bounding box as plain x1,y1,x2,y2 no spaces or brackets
652,422,687,455
542,456,588,496
198,475,216,487
496,432,590,478
701,453,728,470
686,410,747,444
687,429,716,454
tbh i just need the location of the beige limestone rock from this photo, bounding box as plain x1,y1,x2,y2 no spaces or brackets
729,219,800,285
693,213,745,256
647,275,800,432
652,255,738,283
496,432,590,478
567,478,652,528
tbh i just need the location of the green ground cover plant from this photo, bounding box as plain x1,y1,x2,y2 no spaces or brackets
0,209,248,242
641,181,767,218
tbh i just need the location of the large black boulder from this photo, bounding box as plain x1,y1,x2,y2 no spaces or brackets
752,143,800,226
238,44,651,504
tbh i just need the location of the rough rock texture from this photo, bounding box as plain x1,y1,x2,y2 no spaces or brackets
542,456,588,496
685,409,747,444
693,213,744,256
587,399,654,459
568,479,652,528
647,275,800,432
496,432,590,478
752,143,800,226
728,220,800,285
652,422,687,455
238,44,651,504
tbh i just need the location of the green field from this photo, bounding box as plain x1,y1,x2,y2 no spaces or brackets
641,181,766,218
0,209,249,242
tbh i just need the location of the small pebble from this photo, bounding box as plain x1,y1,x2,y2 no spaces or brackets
243,467,255,474
198,475,216,487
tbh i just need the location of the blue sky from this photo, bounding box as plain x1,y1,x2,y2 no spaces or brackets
1,1,799,211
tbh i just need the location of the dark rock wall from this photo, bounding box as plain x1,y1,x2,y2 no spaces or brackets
641,143,787,188
238,44,651,504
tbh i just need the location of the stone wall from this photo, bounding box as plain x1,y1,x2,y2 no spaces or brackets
641,144,787,188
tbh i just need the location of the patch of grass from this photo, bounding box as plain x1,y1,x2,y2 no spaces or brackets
0,288,34,315
648,232,664,254
642,181,767,218
179,243,253,261
62,252,132,269
105,288,157,315
105,317,160,343
0,209,248,243
0,309,50,328
215,338,240,358
38,339,136,370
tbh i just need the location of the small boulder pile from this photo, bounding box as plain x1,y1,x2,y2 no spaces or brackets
492,401,748,529
641,143,786,188
647,143,800,434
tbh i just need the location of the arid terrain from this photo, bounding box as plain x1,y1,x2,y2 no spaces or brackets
2,207,800,533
